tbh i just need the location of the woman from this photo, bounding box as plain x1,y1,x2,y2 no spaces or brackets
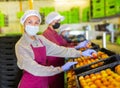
43,12,68,88
15,10,96,88
43,12,91,88
59,24,86,44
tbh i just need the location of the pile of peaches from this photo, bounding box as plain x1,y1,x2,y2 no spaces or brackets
74,51,109,68
79,65,120,88
66,70,77,88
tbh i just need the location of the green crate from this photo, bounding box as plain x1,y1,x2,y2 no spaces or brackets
91,0,104,4
116,36,120,45
116,1,120,6
92,7,105,13
105,5,116,10
0,13,5,27
92,9,105,18
16,11,24,19
82,7,90,22
105,0,116,6
82,17,89,22
116,2,120,13
92,2,104,9
0,13,4,19
0,20,4,27
116,6,120,13
105,4,116,11
116,0,120,4
106,0,115,2
105,8,117,16
105,2,116,8
39,7,55,16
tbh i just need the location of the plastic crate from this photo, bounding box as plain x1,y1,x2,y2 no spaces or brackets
91,8,105,18
0,70,22,88
0,54,16,60
106,10,117,16
106,4,116,10
91,0,104,4
96,48,116,56
0,43,15,49
74,55,119,75
76,58,120,88
116,5,120,14
90,42,100,50
92,2,104,9
105,0,115,6
0,35,20,42
0,37,19,43
0,49,15,55
105,4,117,16
92,6,105,12
0,69,20,75
73,48,116,74
0,68,22,87
0,84,16,88
117,7,120,14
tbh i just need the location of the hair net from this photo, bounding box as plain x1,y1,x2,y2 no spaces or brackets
45,12,64,24
59,24,71,34
20,10,41,25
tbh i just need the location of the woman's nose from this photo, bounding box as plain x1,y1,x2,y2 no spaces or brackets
31,23,36,26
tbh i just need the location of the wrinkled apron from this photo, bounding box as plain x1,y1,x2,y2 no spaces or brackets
43,27,65,88
18,40,48,88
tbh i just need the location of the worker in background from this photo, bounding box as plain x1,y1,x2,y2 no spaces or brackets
59,24,86,45
15,10,96,88
42,12,94,88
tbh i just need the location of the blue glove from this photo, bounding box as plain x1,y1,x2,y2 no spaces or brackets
61,62,78,71
82,49,97,57
75,40,90,49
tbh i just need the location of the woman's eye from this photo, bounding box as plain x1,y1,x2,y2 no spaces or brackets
28,21,32,24
35,21,40,25
35,22,39,25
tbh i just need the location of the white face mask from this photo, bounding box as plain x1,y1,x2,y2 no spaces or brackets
25,25,39,36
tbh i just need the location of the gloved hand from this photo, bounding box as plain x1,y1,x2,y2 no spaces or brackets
75,40,90,49
61,62,78,71
82,49,97,57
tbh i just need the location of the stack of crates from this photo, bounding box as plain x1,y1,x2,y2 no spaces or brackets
0,35,22,88
0,12,5,27
70,7,80,23
105,0,117,16
82,7,90,22
39,7,55,24
60,7,80,24
39,7,55,16
91,0,105,18
0,12,8,27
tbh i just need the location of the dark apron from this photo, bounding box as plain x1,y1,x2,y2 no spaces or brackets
18,40,48,88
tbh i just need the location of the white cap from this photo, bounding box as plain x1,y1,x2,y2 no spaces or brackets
45,12,64,24
59,24,71,34
20,10,41,25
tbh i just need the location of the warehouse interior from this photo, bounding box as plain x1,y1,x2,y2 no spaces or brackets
0,0,120,88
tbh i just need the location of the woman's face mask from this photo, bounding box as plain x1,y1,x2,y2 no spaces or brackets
52,22,60,29
25,25,39,36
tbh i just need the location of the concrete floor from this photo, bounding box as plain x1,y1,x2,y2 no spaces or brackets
91,39,120,54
